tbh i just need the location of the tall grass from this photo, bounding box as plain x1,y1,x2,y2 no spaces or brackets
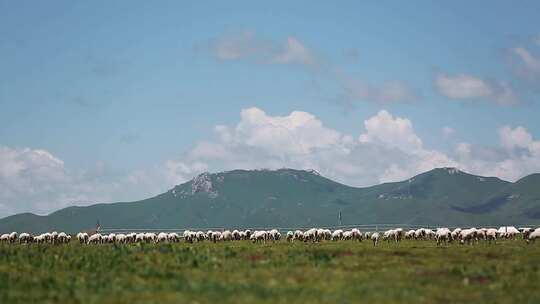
1,240,539,303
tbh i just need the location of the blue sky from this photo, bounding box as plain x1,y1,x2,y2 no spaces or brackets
1,1,540,217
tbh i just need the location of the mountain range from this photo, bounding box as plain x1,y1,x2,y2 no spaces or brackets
1,167,539,233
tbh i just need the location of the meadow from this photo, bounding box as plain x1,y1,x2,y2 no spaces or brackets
1,239,539,304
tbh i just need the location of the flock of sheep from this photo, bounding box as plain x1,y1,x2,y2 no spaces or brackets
1,226,539,246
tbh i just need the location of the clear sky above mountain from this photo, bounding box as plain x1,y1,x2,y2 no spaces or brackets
1,1,540,217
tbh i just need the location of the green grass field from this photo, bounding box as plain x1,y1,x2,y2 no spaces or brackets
1,240,539,303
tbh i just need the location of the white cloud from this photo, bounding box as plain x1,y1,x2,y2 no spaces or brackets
359,110,423,152
512,47,540,73
216,107,343,156
499,126,535,151
213,32,314,66
434,72,519,105
4,109,540,218
0,146,173,218
510,47,540,83
344,79,419,104
442,127,456,137
174,107,456,186
272,37,315,65
214,31,270,61
454,126,540,181
212,31,419,106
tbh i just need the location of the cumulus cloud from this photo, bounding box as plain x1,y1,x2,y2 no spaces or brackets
434,72,519,105
454,125,540,181
4,108,540,218
171,107,540,186
0,146,172,218
167,107,456,186
358,110,423,152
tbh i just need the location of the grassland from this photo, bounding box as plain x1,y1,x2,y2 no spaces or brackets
1,240,539,304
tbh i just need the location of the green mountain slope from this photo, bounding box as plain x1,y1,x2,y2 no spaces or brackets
0,168,539,233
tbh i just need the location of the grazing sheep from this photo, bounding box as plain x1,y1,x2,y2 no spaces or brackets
286,231,294,242
486,229,498,244
0,234,9,243
250,230,267,243
351,228,363,241
303,228,317,242
9,232,18,243
167,233,180,243
459,228,478,245
371,232,380,247
526,228,540,244
520,228,533,240
383,229,404,243
364,232,371,240
157,232,169,243
231,230,241,240
19,233,33,244
210,231,221,243
58,232,70,244
34,234,47,244
331,230,343,241
221,230,233,241
405,230,416,240
435,228,451,246
77,232,89,244
116,234,127,244
498,226,520,239
50,231,58,244
451,228,462,241
293,230,304,242
87,233,102,244
269,229,281,241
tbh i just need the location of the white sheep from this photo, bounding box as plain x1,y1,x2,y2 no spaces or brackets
521,228,534,240
9,232,18,243
87,233,102,244
293,230,304,241
485,228,498,244
58,232,69,244
526,228,540,244
303,228,317,242
405,230,416,240
286,231,294,242
435,228,451,246
0,234,9,243
168,233,180,243
498,226,520,239
371,232,380,247
156,232,168,243
269,229,281,241
116,233,127,244
250,230,267,243
34,234,47,244
18,233,33,244
77,232,89,244
331,229,343,241
459,228,478,244
350,228,363,241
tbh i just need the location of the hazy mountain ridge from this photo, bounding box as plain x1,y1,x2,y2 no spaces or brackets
1,167,539,233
